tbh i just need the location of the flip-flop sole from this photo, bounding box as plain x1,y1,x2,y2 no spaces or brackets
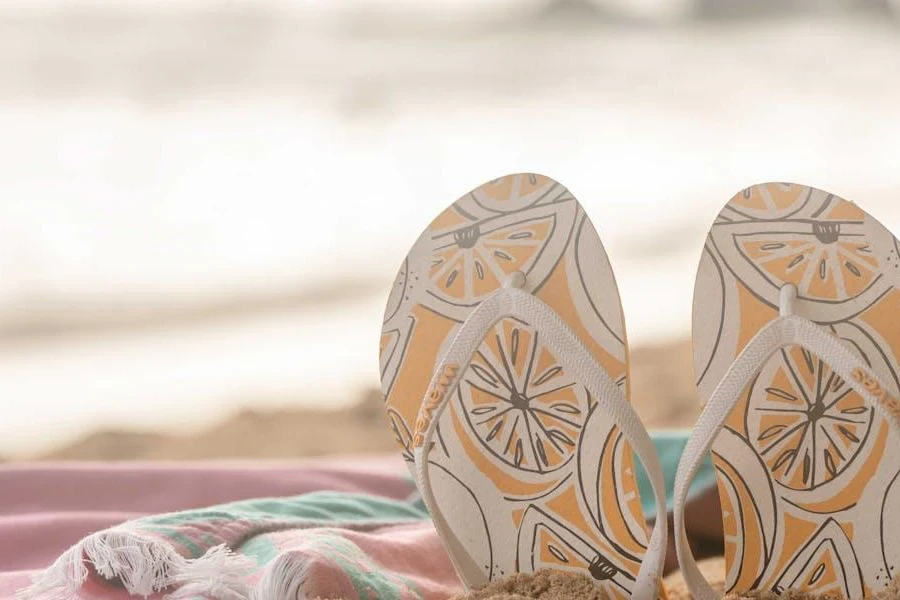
380,174,656,598
693,183,900,597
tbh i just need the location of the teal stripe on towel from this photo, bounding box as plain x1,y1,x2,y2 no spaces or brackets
634,429,717,518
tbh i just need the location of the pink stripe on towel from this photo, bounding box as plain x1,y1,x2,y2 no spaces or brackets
0,455,453,600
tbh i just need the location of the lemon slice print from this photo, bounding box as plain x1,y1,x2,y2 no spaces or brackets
417,190,577,317
516,505,634,600
736,225,880,303
426,211,555,303
579,421,652,561
696,183,900,597
469,173,560,214
710,428,777,594
726,183,811,220
709,189,896,323
773,519,863,599
458,317,591,473
746,344,875,491
380,174,659,590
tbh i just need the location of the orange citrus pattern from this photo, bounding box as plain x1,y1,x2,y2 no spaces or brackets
380,174,663,598
746,346,874,491
458,318,591,473
695,183,900,598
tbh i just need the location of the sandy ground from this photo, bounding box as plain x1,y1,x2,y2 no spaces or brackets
32,337,697,460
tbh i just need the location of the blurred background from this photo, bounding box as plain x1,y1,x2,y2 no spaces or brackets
1,0,899,461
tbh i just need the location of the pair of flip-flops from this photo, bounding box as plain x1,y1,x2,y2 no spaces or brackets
378,175,900,600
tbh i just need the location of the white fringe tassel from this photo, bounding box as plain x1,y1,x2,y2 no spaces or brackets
249,551,312,600
18,529,255,600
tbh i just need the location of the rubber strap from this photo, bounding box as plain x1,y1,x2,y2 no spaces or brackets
412,286,668,600
673,310,900,600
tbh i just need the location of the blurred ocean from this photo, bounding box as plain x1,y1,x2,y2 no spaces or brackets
1,0,899,456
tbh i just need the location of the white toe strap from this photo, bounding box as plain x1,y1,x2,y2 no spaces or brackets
411,285,668,600
674,300,900,600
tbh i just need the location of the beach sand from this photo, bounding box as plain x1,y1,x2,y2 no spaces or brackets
33,337,697,460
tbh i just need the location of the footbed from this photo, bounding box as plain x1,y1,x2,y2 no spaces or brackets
380,174,660,598
692,183,900,597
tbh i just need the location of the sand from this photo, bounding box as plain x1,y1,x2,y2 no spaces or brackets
33,337,698,461
449,562,900,600
451,560,728,600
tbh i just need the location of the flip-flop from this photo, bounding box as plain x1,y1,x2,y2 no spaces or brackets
379,173,668,599
674,183,900,599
